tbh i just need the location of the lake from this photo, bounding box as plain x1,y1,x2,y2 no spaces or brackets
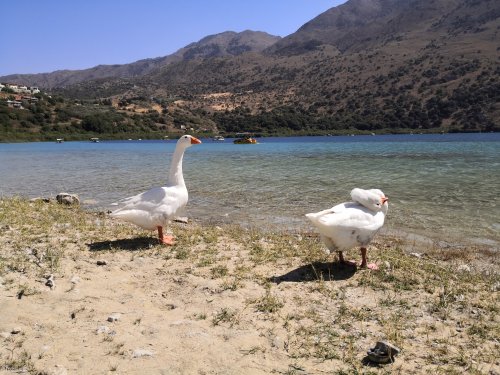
1,133,498,250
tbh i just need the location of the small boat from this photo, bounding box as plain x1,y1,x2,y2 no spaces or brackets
56,138,64,143
213,135,225,141
234,133,258,144
90,137,100,143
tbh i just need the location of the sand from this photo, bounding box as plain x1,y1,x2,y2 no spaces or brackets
0,198,498,374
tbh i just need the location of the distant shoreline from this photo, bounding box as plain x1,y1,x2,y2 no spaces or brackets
1,129,497,143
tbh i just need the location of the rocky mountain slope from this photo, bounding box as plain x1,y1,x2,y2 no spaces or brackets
2,0,499,136
1,31,280,89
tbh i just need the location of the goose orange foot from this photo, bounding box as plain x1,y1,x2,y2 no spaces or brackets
360,247,378,270
157,226,176,246
360,262,379,270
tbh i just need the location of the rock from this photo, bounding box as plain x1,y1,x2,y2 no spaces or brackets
107,313,121,322
409,252,423,258
457,264,471,272
70,275,81,284
45,274,55,289
49,365,68,375
96,260,107,266
11,327,22,334
56,193,80,206
174,216,189,224
272,336,284,349
491,282,500,292
367,341,400,364
132,349,154,358
0,331,10,339
383,261,391,270
96,325,111,334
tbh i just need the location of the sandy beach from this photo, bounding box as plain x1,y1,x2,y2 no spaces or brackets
0,198,498,374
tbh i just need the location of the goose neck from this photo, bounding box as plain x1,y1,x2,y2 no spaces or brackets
167,147,186,186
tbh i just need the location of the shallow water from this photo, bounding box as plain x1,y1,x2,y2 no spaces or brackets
1,134,498,249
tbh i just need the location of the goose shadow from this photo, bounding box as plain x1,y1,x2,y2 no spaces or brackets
270,261,356,283
87,237,159,252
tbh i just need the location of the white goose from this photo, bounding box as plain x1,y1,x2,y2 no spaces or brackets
305,188,389,270
110,135,202,245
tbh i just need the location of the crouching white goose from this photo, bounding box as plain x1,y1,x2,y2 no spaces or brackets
305,188,388,270
110,135,202,245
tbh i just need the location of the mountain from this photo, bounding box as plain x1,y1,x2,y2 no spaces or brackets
0,30,280,89
268,0,499,55
1,0,499,138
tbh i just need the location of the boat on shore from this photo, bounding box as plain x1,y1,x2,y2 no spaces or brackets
90,137,100,143
56,138,64,143
213,135,225,141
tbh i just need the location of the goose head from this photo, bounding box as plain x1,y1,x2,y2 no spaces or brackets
351,188,389,213
177,135,202,149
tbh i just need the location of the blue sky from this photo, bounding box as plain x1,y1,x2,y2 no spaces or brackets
1,0,346,76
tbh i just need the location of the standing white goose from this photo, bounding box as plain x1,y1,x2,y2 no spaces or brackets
110,135,202,245
305,188,389,269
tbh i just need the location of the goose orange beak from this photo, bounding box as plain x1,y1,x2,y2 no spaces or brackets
381,197,389,204
191,137,202,144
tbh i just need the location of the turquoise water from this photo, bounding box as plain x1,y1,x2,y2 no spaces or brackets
1,134,499,249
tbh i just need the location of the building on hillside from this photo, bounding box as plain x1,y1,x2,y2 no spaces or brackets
6,100,23,109
22,95,39,103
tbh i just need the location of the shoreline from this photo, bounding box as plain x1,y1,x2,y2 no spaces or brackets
1,130,498,144
0,198,498,374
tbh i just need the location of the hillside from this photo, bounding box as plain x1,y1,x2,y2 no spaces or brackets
1,0,499,140
0,31,280,89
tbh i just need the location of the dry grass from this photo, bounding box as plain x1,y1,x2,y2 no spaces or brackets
0,197,498,374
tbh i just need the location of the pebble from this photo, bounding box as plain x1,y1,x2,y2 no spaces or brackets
383,261,391,270
272,336,284,349
457,264,471,272
45,274,55,289
70,275,81,284
49,364,68,375
132,349,154,358
107,313,121,322
165,303,176,310
174,216,188,224
491,282,500,292
409,252,423,258
96,325,111,334
97,260,107,266
11,327,22,334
